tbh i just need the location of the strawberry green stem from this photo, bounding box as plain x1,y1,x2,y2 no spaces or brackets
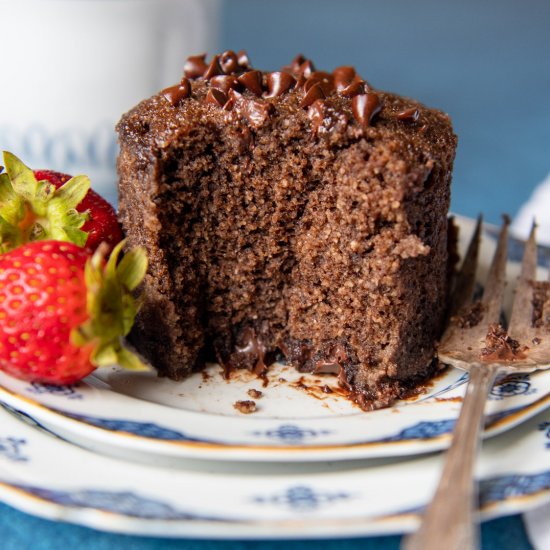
72,241,149,371
0,151,90,253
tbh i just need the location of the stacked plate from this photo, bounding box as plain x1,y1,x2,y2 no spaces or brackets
0,216,549,539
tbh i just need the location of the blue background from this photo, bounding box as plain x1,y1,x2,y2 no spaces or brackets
221,0,550,225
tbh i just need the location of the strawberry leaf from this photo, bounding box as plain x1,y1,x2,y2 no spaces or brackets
54,175,91,209
74,243,150,372
117,247,148,291
3,151,39,201
0,151,93,252
115,346,148,371
0,172,24,226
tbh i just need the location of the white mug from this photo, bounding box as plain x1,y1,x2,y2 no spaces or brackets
0,0,220,204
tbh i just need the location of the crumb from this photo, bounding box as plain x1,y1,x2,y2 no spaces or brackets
234,400,257,414
480,324,527,361
247,388,263,399
321,385,333,394
278,377,287,383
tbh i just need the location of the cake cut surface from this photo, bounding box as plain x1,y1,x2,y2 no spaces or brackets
117,51,457,410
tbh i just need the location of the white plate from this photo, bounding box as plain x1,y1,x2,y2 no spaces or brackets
1,402,550,539
0,215,549,463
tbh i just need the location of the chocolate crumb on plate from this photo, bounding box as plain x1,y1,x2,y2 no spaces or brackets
234,400,257,414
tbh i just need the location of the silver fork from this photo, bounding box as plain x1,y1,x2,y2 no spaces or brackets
403,217,550,550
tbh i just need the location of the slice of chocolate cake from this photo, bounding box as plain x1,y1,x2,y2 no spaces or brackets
117,51,457,410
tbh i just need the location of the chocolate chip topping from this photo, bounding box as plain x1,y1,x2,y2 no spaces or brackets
205,87,228,107
340,80,366,98
283,54,307,75
219,50,239,74
397,107,420,122
183,54,208,79
352,93,382,127
166,52,391,132
265,72,296,97
333,66,356,90
210,75,240,94
308,99,327,134
300,82,326,108
203,55,223,79
237,50,251,68
241,98,274,127
222,88,242,112
303,71,334,95
237,70,263,96
161,80,191,106
298,59,316,79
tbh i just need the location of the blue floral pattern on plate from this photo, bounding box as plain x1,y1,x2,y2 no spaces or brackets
539,421,550,448
27,382,83,400
480,471,550,506
490,374,536,400
252,424,332,444
1,483,227,521
58,411,203,442
253,485,353,511
0,437,27,462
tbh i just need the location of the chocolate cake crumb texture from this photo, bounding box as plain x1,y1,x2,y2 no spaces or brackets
117,50,458,410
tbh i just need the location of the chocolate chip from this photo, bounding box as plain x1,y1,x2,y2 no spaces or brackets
308,99,327,134
203,55,223,79
242,99,274,127
352,93,382,127
300,82,326,108
396,107,420,122
283,54,307,75
205,87,228,107
237,70,263,96
161,81,191,106
210,75,240,94
339,80,366,98
237,49,252,69
333,66,357,90
265,71,296,97
219,50,239,74
298,59,315,79
303,71,334,95
183,54,208,79
223,88,242,111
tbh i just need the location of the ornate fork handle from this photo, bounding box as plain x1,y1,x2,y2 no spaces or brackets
403,364,500,550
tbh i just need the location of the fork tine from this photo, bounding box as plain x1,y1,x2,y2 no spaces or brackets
508,221,537,339
449,215,483,317
481,216,509,325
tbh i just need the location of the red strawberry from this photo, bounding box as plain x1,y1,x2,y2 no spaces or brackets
0,240,148,384
0,151,121,254
34,169,122,253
